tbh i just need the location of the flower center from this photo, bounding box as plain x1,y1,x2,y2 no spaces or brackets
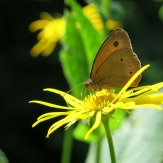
83,90,116,111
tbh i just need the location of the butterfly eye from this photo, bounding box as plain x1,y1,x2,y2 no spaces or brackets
113,41,119,47
130,71,133,74
120,58,123,61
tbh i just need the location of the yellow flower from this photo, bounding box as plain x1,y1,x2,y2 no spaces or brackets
29,12,66,57
106,19,122,30
82,4,121,31
29,3,121,57
30,65,163,139
82,3,104,32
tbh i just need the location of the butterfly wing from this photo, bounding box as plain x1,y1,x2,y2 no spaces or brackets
93,48,141,89
86,28,141,90
90,28,132,78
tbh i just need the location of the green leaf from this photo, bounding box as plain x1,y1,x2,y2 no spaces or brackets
60,1,106,97
66,0,105,69
60,11,89,97
158,5,163,21
0,149,9,163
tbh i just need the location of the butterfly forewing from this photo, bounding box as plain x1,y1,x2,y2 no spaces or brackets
91,28,133,79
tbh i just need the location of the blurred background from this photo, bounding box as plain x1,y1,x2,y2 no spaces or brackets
0,0,163,163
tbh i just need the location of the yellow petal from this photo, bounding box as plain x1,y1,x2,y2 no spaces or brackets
112,64,150,103
46,110,86,137
42,42,57,56
32,112,70,127
29,20,49,32
85,111,101,139
106,19,122,30
122,104,162,110
40,12,54,20
43,88,82,104
30,39,47,57
29,100,72,109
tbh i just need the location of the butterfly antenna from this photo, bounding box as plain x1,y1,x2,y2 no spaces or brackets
81,85,93,97
80,85,84,97
64,82,85,96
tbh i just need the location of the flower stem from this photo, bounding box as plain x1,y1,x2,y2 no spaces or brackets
102,117,116,163
61,125,73,163
96,138,102,163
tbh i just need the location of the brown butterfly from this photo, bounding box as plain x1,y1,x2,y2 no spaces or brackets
84,28,141,90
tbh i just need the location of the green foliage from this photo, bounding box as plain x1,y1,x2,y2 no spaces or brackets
60,11,88,98
60,0,105,97
109,109,126,130
158,5,163,21
67,0,105,65
0,149,9,163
